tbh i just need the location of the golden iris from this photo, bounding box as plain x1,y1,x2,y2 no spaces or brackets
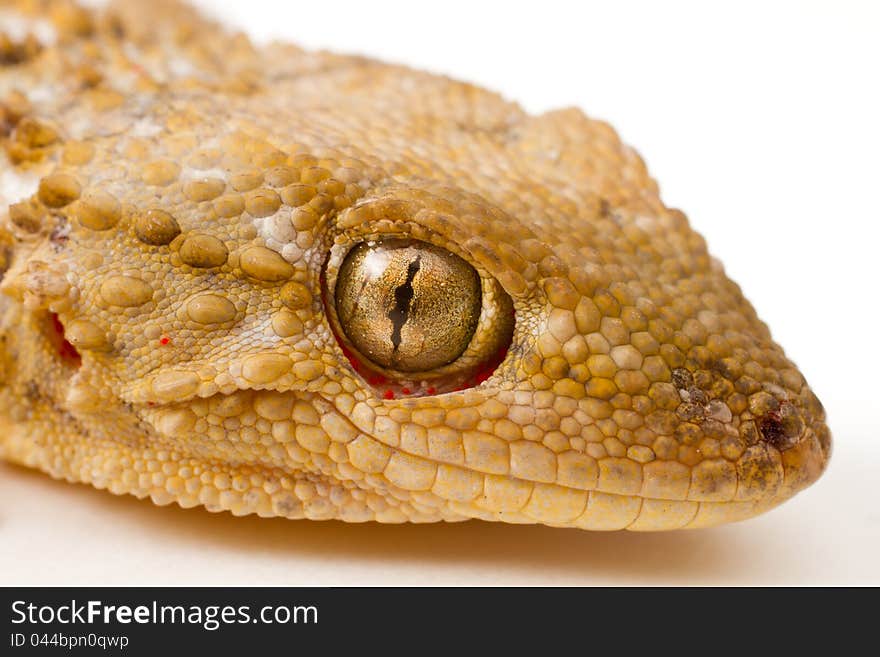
335,239,482,372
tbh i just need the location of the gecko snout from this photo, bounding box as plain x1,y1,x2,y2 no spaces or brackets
771,388,832,500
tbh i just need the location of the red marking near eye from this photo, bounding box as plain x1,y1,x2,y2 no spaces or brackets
159,336,170,345
339,343,362,373
426,386,437,395
49,313,81,366
401,387,411,395
383,389,395,400
474,370,492,385
473,347,508,386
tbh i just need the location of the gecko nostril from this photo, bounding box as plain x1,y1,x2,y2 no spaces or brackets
758,415,787,448
758,400,805,451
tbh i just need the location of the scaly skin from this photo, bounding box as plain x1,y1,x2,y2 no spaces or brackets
0,0,830,530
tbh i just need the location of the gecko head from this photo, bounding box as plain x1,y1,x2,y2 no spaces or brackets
0,146,830,529
0,25,828,528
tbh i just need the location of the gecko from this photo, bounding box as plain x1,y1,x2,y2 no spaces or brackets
0,0,830,530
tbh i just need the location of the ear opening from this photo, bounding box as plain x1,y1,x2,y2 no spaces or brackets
47,312,82,368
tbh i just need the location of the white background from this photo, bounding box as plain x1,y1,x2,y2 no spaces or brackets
2,0,878,585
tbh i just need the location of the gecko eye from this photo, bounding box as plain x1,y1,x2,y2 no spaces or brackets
335,239,482,372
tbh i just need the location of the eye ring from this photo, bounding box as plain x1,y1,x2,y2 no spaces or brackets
323,236,514,392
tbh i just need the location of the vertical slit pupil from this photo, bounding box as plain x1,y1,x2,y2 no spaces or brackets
387,255,421,354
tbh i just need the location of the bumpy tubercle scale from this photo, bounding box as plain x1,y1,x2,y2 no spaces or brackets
0,0,830,530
